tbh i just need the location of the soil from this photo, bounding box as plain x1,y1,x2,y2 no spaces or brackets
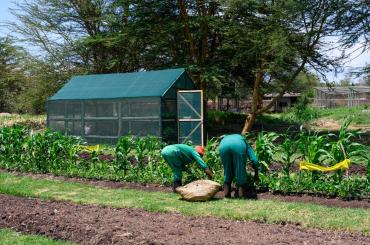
1,194,369,245
309,118,370,132
2,169,369,209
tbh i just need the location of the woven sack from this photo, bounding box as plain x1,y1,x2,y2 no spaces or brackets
176,180,221,201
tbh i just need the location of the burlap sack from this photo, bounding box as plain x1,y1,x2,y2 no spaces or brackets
176,180,221,201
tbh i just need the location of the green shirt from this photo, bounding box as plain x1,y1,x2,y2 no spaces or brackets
171,144,208,170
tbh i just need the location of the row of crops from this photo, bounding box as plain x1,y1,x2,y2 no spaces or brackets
0,118,368,199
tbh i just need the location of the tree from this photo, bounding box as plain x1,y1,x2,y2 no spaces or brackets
9,0,115,73
0,37,28,112
335,0,370,50
293,72,320,94
339,79,350,87
9,0,229,93
221,0,344,133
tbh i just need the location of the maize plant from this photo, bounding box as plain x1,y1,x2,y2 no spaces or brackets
0,125,29,164
279,133,301,178
255,131,279,173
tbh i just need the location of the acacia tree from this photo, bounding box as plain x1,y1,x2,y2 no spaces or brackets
335,0,369,50
0,37,29,112
9,0,113,73
223,0,344,133
9,0,229,92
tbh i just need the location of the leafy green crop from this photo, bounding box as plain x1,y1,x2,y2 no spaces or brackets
255,131,279,172
279,133,301,177
0,123,368,199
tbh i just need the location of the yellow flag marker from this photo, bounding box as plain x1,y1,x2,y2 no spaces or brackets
299,159,350,172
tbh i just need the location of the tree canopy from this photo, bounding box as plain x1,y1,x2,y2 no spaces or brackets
1,0,368,130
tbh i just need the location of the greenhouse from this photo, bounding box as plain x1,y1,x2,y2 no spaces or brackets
313,86,370,108
47,68,203,145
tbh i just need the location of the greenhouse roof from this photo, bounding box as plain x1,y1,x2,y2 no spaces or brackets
49,68,187,100
314,86,370,95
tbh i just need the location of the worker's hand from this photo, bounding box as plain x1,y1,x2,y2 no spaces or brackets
204,169,213,179
254,169,259,184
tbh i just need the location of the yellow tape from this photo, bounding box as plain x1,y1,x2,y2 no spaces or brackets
299,159,350,172
78,145,100,152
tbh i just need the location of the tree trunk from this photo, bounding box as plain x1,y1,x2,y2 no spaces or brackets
241,63,265,134
242,112,257,133
177,0,197,62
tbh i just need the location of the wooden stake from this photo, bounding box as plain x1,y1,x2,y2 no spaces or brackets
296,169,302,193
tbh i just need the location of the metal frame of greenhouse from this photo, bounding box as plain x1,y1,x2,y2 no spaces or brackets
313,86,370,108
47,68,204,145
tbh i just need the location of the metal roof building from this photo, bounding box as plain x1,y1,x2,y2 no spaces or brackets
313,86,370,108
47,68,204,144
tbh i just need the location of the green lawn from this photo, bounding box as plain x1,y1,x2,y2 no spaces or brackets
264,106,370,126
0,172,369,234
315,107,370,125
0,229,75,245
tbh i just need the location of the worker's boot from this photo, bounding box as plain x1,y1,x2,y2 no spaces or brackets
224,183,232,198
172,180,182,193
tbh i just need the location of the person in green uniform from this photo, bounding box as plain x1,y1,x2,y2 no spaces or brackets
219,134,260,198
161,144,213,192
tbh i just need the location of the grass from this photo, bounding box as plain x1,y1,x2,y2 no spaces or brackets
0,172,369,234
0,228,75,245
266,106,370,126
315,107,370,125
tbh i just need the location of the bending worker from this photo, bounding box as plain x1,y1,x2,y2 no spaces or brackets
161,144,213,192
219,134,260,198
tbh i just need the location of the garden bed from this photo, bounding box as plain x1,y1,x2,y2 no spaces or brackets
0,122,368,201
2,169,369,209
1,194,369,245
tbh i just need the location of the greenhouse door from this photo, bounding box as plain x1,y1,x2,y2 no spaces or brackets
177,90,203,145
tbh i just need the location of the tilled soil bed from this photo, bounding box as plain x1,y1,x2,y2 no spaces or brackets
3,170,369,209
1,194,369,245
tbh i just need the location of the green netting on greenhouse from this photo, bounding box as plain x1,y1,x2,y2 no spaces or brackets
49,68,186,100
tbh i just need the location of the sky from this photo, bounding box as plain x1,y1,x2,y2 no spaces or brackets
0,0,369,84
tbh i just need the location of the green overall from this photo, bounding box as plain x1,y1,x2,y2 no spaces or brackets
161,144,209,182
219,134,259,186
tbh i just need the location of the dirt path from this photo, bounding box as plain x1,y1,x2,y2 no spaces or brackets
3,169,369,209
0,194,369,245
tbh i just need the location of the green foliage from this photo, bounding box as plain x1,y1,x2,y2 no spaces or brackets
261,172,368,200
115,136,135,172
0,228,76,245
297,130,325,164
0,37,29,112
281,97,319,123
203,137,223,183
0,124,81,173
278,133,301,177
0,125,29,163
255,132,279,172
24,129,80,173
321,117,368,164
0,122,368,199
319,107,370,125
207,110,245,127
